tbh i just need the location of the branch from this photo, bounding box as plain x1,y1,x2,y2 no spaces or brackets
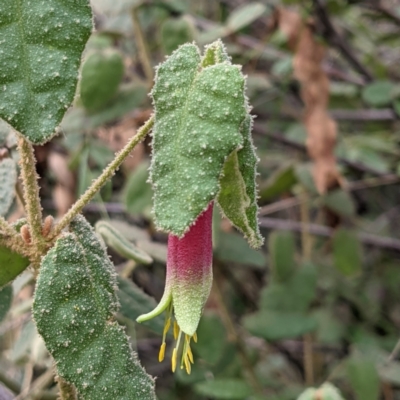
259,217,400,252
312,0,374,82
50,116,154,239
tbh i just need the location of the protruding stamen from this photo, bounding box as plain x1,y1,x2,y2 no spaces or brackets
193,332,198,343
184,356,191,374
187,345,194,364
159,342,166,362
173,320,179,340
171,348,178,372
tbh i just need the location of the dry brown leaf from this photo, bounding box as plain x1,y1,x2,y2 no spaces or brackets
274,8,342,194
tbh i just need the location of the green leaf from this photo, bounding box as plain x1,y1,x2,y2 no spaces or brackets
268,231,296,282
96,220,153,264
260,163,297,200
333,228,362,276
313,309,346,344
217,114,263,248
362,80,394,107
33,215,155,399
215,231,266,268
80,49,124,112
193,312,226,365
260,263,317,313
0,158,17,216
150,42,246,236
347,354,380,400
0,246,30,289
194,378,253,400
226,3,268,33
0,285,12,322
244,310,317,341
161,16,196,55
0,0,93,144
321,189,355,218
123,161,153,216
117,276,164,334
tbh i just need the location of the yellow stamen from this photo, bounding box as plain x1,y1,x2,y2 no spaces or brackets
163,318,171,336
187,345,194,364
158,342,166,362
171,348,178,372
184,356,191,374
193,332,198,343
173,320,179,340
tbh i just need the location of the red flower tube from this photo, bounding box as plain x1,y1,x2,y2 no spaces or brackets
137,202,213,373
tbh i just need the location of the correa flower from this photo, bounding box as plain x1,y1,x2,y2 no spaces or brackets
137,202,214,374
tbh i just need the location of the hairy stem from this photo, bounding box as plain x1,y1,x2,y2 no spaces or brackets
50,116,154,239
56,377,77,400
0,216,17,238
17,137,46,254
131,7,154,87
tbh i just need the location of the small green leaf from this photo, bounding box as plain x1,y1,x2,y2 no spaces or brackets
150,42,246,236
244,310,317,341
226,3,268,33
313,309,346,344
218,115,263,248
260,163,297,200
261,263,317,313
0,285,12,322
96,220,153,265
0,0,93,144
347,354,380,400
268,231,296,282
161,16,196,55
194,378,253,400
80,49,124,112
123,161,153,216
0,246,30,288
321,189,355,218
194,312,226,365
117,276,164,334
0,158,17,216
215,231,266,268
33,215,155,399
333,228,362,276
362,80,394,107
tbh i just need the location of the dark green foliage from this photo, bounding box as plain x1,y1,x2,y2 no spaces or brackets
0,0,92,143
33,216,155,399
0,246,30,289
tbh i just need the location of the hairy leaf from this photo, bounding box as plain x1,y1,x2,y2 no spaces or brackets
0,0,92,144
217,114,263,248
33,215,155,399
0,246,30,289
0,158,17,216
150,42,246,236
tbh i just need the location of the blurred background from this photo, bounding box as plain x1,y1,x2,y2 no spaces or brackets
2,0,400,399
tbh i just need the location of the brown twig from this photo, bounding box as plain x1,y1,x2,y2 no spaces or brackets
259,217,400,252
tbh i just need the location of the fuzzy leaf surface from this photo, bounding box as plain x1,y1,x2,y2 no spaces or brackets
217,115,263,248
33,215,155,400
150,43,246,236
0,158,17,216
0,0,92,144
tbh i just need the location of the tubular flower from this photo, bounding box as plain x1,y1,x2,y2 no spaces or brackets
137,202,213,374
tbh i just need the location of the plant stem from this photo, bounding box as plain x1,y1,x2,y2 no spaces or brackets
17,137,46,254
56,377,77,400
131,7,154,87
0,216,17,237
213,268,264,396
50,116,154,239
